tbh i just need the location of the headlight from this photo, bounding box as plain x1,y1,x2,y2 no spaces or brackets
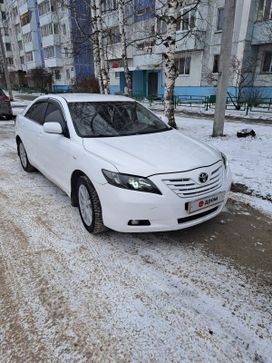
221,152,228,169
102,169,162,195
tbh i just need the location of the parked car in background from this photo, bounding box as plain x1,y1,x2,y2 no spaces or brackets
15,94,232,234
0,89,13,119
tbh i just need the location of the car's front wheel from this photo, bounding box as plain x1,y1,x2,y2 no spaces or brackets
77,176,107,234
18,140,35,172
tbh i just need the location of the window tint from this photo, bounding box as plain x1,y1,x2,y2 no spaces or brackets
25,102,48,124
68,102,170,138
44,102,69,137
44,102,65,125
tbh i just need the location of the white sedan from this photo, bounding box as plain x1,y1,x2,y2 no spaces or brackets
15,94,232,233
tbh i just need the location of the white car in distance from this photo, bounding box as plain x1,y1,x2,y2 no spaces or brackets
15,94,232,233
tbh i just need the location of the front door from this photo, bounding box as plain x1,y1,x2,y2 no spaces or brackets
148,72,158,97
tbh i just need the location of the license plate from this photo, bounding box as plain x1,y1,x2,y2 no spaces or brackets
188,192,225,213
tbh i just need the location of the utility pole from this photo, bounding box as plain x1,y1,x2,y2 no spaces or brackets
213,0,236,137
0,27,13,100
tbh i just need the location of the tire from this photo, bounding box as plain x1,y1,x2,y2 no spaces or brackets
77,176,107,234
18,140,36,172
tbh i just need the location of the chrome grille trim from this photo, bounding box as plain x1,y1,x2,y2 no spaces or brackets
163,163,223,198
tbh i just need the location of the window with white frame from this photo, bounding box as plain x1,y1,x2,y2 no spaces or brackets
38,0,51,16
23,32,32,43
41,23,53,37
262,52,272,73
66,69,70,80
175,56,191,75
177,8,196,31
257,0,272,20
25,51,33,62
217,8,224,31
20,56,24,64
44,46,55,59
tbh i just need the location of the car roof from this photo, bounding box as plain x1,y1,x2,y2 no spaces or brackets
40,93,135,103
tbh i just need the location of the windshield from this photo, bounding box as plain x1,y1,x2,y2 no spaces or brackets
68,101,170,137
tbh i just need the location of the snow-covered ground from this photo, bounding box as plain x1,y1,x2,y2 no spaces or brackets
0,120,271,362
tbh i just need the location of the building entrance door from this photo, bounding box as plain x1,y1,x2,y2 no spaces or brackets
148,72,158,97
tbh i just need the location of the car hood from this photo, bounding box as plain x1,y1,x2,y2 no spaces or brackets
83,129,221,176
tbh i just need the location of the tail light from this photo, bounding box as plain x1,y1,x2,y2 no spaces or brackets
0,95,10,102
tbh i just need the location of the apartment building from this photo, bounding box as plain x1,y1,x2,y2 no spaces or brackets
104,0,272,99
0,0,94,90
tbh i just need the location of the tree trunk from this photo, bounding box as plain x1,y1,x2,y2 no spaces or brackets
163,0,179,129
94,0,110,94
118,0,132,96
90,4,103,93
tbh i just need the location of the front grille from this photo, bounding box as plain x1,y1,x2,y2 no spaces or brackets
163,163,223,198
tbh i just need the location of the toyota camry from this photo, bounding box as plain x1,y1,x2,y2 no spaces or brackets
15,94,232,233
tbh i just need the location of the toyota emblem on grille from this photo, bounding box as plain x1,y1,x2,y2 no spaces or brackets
199,172,208,183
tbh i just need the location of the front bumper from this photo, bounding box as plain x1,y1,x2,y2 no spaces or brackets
96,165,232,233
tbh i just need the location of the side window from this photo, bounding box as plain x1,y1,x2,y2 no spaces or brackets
44,102,65,125
44,102,69,137
25,102,48,124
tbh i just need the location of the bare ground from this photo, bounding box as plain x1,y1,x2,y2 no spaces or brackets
0,121,271,363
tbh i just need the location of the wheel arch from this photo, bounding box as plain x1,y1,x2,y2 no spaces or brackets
70,170,88,206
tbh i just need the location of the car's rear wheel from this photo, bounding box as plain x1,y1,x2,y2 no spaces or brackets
18,140,35,172
77,176,107,234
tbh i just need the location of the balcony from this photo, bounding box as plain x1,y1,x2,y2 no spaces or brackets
42,34,60,47
252,21,272,45
44,57,63,68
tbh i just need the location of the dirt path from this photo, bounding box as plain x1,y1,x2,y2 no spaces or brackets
0,122,271,362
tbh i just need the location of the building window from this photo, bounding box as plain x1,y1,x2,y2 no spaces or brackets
23,32,32,43
106,26,121,45
177,8,196,31
262,52,272,73
7,58,14,65
62,24,66,35
66,69,70,80
41,23,53,37
20,12,30,26
20,56,25,64
38,0,51,16
1,11,6,20
102,0,118,13
258,0,272,20
15,24,20,34
25,51,33,62
175,56,191,75
5,43,11,51
55,69,61,80
53,24,59,34
44,46,55,59
18,40,23,50
217,8,224,31
4,27,9,36
64,47,69,57
115,72,119,78
213,54,220,73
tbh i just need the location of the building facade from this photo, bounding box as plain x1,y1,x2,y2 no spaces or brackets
0,0,94,90
104,0,272,99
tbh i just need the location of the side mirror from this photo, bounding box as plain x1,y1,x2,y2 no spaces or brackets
43,122,63,134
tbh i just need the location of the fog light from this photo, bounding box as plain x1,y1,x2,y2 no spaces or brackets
128,220,151,226
130,220,139,225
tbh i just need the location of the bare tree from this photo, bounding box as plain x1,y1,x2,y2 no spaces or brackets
156,0,201,128
118,0,132,96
